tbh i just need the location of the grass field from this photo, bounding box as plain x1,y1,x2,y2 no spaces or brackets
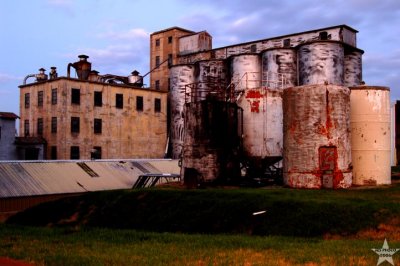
2,181,400,265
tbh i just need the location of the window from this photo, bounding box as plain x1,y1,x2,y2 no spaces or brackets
50,146,57,160
24,120,29,136
38,91,43,107
71,88,80,105
70,146,80,160
92,146,102,160
51,117,57,133
51,88,57,105
94,118,102,134
37,118,43,135
94,91,102,107
136,96,143,111
319,31,328,40
168,36,173,44
155,80,160,90
116,93,123,109
283,38,291,47
155,98,161,113
155,56,160,67
168,54,172,66
155,39,160,46
25,93,30,108
71,117,80,133
250,44,257,53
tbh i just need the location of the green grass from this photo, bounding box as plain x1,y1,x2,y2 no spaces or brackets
0,224,396,266
7,184,400,237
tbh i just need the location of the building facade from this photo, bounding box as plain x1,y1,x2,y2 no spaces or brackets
19,76,167,160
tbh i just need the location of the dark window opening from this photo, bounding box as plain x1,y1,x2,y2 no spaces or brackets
319,31,328,40
70,146,80,160
94,91,102,107
136,96,143,111
155,80,160,90
250,44,257,53
71,117,80,133
116,93,123,109
25,93,30,108
94,118,102,134
71,88,80,105
155,98,161,113
51,146,57,160
24,120,29,136
37,118,43,135
38,91,43,107
168,54,172,66
51,117,57,133
155,56,160,67
168,78,170,90
91,146,102,160
168,36,173,44
155,39,160,46
283,38,291,47
51,88,57,105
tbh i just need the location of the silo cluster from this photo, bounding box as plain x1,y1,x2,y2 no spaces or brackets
169,38,391,188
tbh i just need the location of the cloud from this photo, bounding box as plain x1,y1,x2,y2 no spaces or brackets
0,73,21,83
97,28,149,40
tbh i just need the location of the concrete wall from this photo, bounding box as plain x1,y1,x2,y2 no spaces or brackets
0,118,18,160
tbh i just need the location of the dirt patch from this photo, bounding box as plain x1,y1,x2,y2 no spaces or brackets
0,257,36,266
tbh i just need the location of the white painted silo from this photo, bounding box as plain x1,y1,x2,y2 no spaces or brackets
261,48,297,88
230,54,261,91
350,86,391,185
298,41,344,86
169,64,195,159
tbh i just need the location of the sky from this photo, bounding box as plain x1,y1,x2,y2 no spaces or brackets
0,0,399,115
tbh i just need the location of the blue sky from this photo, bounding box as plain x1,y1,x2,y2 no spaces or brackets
1,0,399,115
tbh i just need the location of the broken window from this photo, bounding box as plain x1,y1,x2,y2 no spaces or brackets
94,118,102,134
283,38,291,47
155,80,160,90
319,31,328,40
94,91,102,107
71,117,80,133
71,88,80,105
116,93,123,109
154,98,161,113
155,39,160,47
51,146,57,160
168,36,173,44
70,146,80,160
136,96,143,111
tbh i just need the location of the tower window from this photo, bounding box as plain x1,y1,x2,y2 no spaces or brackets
155,80,160,90
51,88,57,105
155,39,160,47
168,36,173,44
250,44,257,53
38,91,43,107
319,31,328,40
154,98,161,113
25,93,30,108
283,38,291,47
136,96,143,111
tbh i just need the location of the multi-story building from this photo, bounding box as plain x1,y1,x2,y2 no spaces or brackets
19,56,167,160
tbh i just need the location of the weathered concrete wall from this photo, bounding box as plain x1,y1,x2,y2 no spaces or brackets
350,86,391,185
230,54,261,90
182,101,240,183
344,50,363,87
0,118,18,160
19,78,167,160
283,85,352,189
261,48,297,88
298,41,344,86
169,64,195,159
179,32,212,55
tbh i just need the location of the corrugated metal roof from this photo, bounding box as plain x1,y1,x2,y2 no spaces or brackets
0,159,180,198
0,112,19,119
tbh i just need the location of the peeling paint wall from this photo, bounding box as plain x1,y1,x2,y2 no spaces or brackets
195,60,228,100
298,41,344,86
350,86,391,185
179,32,212,55
19,78,167,159
169,64,195,159
283,85,352,189
261,48,297,88
230,54,261,90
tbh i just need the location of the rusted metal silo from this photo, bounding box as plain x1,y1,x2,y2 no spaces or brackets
261,48,297,88
182,101,242,186
230,54,261,90
283,84,352,189
169,64,195,159
344,49,363,87
298,41,344,86
350,86,391,185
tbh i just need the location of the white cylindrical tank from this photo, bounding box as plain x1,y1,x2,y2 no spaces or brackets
344,50,363,87
230,54,261,91
261,48,297,88
350,86,391,185
169,64,195,159
298,41,344,86
283,84,352,189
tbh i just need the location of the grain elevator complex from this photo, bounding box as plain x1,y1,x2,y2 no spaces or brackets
19,24,392,189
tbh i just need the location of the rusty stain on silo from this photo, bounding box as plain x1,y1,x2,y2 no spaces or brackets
283,84,352,189
350,86,391,185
